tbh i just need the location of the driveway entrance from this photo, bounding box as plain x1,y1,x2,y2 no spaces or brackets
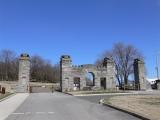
29,85,54,93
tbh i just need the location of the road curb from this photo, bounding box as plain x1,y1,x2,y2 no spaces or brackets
73,93,133,96
63,92,74,96
100,100,152,120
0,93,16,102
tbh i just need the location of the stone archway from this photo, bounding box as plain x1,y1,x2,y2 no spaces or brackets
86,72,95,86
60,55,116,92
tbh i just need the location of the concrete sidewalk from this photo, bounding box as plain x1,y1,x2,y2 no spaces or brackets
0,93,29,120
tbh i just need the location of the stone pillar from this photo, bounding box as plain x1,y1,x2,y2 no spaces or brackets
60,55,72,92
103,57,116,89
16,53,30,93
157,81,160,90
134,59,146,90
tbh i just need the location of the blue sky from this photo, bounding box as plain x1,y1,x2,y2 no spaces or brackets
0,0,160,78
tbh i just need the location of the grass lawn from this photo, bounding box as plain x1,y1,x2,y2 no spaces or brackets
0,92,13,100
104,95,160,120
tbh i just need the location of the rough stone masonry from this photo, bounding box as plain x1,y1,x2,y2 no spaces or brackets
134,59,147,90
15,54,147,93
60,55,147,92
16,54,30,93
60,55,116,92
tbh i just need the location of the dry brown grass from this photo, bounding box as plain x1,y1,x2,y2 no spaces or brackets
105,95,160,120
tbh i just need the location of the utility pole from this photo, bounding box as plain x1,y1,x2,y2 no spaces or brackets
156,51,160,80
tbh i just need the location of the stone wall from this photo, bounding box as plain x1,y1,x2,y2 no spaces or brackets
0,81,17,93
2,53,147,93
60,55,116,92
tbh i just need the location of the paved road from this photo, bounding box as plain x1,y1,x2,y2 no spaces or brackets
6,92,141,120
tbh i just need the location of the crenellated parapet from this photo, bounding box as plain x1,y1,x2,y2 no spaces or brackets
60,55,116,92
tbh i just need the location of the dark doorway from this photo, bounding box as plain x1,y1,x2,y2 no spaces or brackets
73,77,80,90
100,77,106,90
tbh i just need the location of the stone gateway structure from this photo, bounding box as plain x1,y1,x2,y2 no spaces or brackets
16,54,30,93
60,55,147,92
15,53,147,93
60,55,116,92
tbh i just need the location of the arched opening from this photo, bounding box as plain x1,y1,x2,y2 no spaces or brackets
73,77,80,90
86,72,95,86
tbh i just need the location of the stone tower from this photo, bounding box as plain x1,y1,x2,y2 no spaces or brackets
60,55,72,92
103,57,116,89
16,53,30,93
134,59,146,90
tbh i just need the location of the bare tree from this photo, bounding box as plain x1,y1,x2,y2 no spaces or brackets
0,49,18,81
30,55,45,82
53,63,60,83
96,42,143,88
0,49,60,83
30,55,59,83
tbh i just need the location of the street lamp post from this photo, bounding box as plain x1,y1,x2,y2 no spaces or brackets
156,51,160,80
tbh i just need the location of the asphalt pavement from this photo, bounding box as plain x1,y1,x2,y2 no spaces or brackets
6,92,141,120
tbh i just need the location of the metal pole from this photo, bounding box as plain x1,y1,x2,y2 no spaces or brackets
156,52,160,80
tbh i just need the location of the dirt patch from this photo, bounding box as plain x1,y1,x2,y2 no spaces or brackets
105,94,160,120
